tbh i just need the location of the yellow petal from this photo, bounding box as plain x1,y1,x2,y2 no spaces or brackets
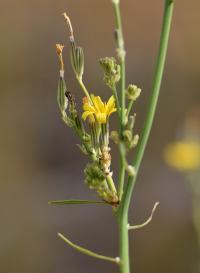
83,102,95,112
91,94,104,112
89,114,95,123
82,111,93,121
108,107,117,117
96,113,107,124
106,96,116,115
96,96,105,112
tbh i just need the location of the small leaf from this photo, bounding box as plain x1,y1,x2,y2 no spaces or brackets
48,199,107,205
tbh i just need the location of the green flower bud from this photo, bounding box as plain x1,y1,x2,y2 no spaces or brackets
126,165,136,177
76,144,88,155
84,163,105,188
126,84,141,101
62,112,75,128
70,42,84,79
99,57,120,89
62,13,84,79
112,0,119,4
57,76,68,113
130,134,139,149
65,91,77,116
123,130,132,143
127,114,136,131
110,131,120,144
82,134,91,143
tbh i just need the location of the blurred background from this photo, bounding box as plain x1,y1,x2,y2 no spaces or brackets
1,0,200,273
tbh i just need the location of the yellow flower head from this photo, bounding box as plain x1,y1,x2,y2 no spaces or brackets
164,141,200,172
82,95,116,124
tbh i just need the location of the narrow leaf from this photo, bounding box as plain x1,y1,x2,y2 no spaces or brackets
48,199,107,205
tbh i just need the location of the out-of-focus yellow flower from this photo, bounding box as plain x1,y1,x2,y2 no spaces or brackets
82,95,116,124
164,141,200,171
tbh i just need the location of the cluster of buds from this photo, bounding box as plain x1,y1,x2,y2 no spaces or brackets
110,83,141,176
123,115,139,150
84,162,118,204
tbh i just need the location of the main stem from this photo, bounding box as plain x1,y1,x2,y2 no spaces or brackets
117,1,175,273
112,0,126,201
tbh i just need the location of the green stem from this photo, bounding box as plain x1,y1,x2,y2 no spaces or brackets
77,77,92,104
118,143,126,200
112,0,126,128
106,175,117,194
112,86,121,122
112,0,126,218
112,0,126,129
117,211,130,273
118,1,174,273
126,100,134,118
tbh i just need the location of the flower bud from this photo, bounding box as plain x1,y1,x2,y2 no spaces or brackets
126,84,141,101
130,134,139,149
65,91,76,115
62,13,84,79
62,112,74,128
123,130,132,143
70,43,84,79
110,131,120,144
127,114,136,131
126,165,136,176
57,77,68,113
99,57,120,89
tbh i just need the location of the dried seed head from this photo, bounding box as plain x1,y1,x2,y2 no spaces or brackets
101,146,112,175
62,12,74,40
56,44,65,74
56,44,64,55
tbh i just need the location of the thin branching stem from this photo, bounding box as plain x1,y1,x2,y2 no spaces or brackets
112,86,121,122
128,202,159,230
77,77,93,104
106,174,117,193
58,233,120,264
126,100,134,118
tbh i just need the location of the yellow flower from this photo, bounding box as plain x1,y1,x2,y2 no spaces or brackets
82,95,116,124
164,141,200,171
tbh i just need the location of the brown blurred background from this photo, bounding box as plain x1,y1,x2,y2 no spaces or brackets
0,0,200,273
